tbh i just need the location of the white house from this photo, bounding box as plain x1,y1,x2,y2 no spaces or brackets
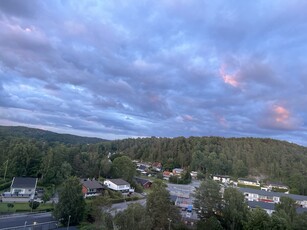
2,177,37,203
239,187,307,208
104,179,134,193
238,178,260,187
213,175,230,184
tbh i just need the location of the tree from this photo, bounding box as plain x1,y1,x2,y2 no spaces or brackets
244,207,271,230
222,187,248,230
270,211,291,230
111,156,136,182
7,203,14,212
193,179,222,219
146,180,181,230
54,177,86,226
197,216,223,230
114,203,152,230
275,196,297,224
293,212,307,230
29,201,40,210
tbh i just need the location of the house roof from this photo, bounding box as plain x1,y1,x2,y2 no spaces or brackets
11,177,37,188
239,187,307,201
138,165,147,170
81,179,104,189
248,201,275,210
248,201,307,214
107,179,130,186
135,177,151,186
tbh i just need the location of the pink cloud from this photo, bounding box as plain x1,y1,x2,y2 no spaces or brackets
260,104,302,131
219,65,240,88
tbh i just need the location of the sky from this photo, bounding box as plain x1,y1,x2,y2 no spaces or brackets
1,1,307,145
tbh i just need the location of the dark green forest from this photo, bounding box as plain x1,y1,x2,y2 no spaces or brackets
0,126,307,195
0,125,105,145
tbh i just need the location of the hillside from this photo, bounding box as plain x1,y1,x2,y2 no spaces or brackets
0,125,107,145
101,136,307,194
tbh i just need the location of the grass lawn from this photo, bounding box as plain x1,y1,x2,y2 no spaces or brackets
0,202,54,213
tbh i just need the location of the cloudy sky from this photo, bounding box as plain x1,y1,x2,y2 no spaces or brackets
1,0,307,145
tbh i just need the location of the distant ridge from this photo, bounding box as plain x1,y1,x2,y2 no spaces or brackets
0,125,107,145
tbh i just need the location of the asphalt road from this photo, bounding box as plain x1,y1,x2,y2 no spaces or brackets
0,212,57,230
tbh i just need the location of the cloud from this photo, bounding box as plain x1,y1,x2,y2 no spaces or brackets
259,104,302,131
0,1,307,145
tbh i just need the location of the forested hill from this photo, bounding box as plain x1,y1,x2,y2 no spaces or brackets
0,125,106,145
105,137,307,194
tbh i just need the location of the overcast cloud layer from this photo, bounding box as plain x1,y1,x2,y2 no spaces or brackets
1,0,307,145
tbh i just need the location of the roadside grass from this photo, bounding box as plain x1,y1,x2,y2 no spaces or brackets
0,202,54,213
237,184,261,190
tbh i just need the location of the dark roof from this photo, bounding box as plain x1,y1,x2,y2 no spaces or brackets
248,201,307,214
11,177,37,188
248,201,275,210
108,179,130,186
81,179,104,189
135,177,152,186
138,165,147,170
170,195,177,203
239,187,307,201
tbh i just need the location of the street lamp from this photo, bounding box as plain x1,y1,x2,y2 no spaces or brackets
67,215,71,230
167,218,172,230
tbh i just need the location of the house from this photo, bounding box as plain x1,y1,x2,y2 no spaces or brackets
104,179,134,193
81,179,105,198
267,182,289,191
2,177,37,203
190,171,198,179
248,200,307,215
137,165,147,173
134,177,152,189
173,168,184,176
248,201,276,215
238,178,260,187
213,175,230,184
239,187,307,208
151,162,162,172
163,171,173,180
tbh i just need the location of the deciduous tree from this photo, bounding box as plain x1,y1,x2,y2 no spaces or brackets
222,187,248,230
146,180,181,230
193,179,222,219
54,177,85,226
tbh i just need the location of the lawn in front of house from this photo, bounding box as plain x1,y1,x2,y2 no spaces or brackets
0,202,54,213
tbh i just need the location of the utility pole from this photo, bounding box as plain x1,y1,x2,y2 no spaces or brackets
67,215,71,230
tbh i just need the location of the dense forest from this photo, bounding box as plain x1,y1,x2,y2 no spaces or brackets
0,125,105,145
0,126,307,195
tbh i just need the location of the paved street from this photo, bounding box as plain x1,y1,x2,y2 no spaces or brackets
0,212,57,230
104,198,147,216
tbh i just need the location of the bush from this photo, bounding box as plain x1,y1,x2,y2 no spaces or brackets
29,201,40,210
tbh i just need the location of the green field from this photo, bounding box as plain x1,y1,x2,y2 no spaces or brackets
0,202,54,214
